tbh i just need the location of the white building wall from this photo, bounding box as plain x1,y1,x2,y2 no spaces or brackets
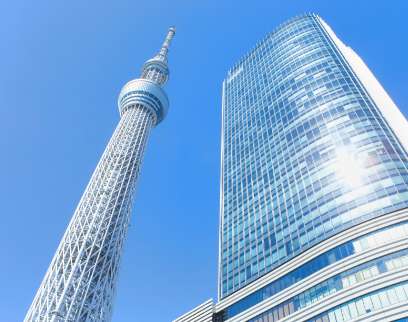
173,299,214,322
318,17,408,154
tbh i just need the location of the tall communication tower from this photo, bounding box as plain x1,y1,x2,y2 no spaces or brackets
25,27,176,322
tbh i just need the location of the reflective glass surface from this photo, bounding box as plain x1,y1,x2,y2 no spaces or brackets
220,13,408,298
249,248,408,322
307,281,408,322
223,221,408,319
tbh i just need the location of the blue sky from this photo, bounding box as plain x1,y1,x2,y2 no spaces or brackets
0,0,407,321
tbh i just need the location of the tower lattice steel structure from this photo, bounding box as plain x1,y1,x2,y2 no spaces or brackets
25,27,176,322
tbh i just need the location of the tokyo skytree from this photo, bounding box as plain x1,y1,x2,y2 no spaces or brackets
25,27,176,322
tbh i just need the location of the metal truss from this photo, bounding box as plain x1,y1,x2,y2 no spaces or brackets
25,106,154,321
25,27,175,322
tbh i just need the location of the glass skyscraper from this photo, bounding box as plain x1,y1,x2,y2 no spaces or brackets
174,13,408,322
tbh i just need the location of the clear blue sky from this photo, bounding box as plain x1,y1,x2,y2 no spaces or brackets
0,1,407,321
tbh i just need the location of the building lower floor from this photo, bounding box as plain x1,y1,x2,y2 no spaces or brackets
174,207,408,322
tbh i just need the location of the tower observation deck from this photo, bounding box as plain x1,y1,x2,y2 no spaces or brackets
25,27,175,322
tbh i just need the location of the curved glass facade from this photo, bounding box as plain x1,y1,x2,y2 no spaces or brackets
306,280,408,322
249,247,408,322
220,13,408,298
223,220,408,319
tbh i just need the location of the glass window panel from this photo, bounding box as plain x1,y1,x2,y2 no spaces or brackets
246,243,408,322
348,301,359,318
377,291,390,307
355,299,366,315
386,287,399,304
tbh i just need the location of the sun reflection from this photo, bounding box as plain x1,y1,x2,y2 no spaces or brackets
334,147,362,188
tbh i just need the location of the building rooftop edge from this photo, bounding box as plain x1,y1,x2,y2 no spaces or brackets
225,13,322,78
173,298,214,321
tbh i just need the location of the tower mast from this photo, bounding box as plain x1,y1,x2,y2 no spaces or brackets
25,27,175,322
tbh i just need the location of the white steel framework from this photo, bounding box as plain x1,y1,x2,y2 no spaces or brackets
25,27,175,322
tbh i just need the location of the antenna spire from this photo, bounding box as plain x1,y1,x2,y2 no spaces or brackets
159,26,176,60
140,26,175,85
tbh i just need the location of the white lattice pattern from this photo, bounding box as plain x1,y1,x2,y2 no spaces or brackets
25,105,154,321
25,27,175,322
